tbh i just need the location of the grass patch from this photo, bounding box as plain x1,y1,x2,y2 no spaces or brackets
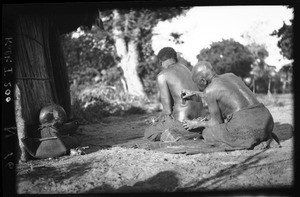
256,94,285,107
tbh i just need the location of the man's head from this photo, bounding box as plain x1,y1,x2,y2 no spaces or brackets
157,47,178,68
192,61,217,91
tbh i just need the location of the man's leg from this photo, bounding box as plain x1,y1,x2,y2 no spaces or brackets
202,123,256,149
144,116,201,142
144,116,175,141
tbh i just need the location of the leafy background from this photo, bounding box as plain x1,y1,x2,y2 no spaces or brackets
61,7,293,124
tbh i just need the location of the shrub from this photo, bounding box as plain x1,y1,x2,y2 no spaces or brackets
70,82,147,124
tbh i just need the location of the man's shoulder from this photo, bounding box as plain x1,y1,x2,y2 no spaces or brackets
157,71,168,82
218,73,241,83
222,72,236,78
158,66,176,77
206,76,228,94
158,69,168,77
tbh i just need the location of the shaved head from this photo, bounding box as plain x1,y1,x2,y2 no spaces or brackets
192,61,216,83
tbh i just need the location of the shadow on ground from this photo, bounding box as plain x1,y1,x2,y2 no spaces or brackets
180,149,270,191
85,149,271,193
87,170,180,193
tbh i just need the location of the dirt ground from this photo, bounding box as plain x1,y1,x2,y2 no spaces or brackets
16,94,294,194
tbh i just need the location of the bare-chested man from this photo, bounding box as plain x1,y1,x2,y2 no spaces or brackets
182,61,277,149
144,47,206,142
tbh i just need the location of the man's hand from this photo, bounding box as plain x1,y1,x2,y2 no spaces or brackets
158,111,171,120
181,89,196,100
182,119,205,130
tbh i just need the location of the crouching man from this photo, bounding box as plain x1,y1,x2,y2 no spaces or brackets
182,61,278,149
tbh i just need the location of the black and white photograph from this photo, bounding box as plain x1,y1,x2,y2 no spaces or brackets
2,1,295,195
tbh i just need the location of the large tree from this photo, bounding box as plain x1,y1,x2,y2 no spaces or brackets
196,39,254,79
97,7,188,98
247,43,269,93
279,63,293,93
270,6,293,93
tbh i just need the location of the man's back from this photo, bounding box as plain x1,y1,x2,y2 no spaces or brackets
159,63,204,121
207,73,259,119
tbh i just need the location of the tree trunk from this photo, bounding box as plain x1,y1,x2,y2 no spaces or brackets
122,41,147,98
253,77,256,94
14,15,71,161
282,80,287,93
268,77,272,96
112,10,147,99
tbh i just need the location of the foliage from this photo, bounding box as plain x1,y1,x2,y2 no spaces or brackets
268,6,293,93
278,63,293,93
196,39,255,79
63,7,189,97
247,43,269,79
271,15,293,60
169,32,184,44
99,7,189,37
98,7,189,96
61,7,192,123
61,28,121,86
247,43,269,63
138,57,161,96
247,43,285,94
70,83,147,124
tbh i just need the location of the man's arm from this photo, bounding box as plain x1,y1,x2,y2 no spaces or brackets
157,74,172,116
182,92,223,130
204,94,223,126
181,89,204,102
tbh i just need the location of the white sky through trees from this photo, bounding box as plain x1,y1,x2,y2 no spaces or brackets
152,6,293,71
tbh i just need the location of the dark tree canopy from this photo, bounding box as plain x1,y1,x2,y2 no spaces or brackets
197,39,254,78
271,6,294,60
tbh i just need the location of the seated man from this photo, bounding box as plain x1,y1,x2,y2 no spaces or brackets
182,61,278,149
144,47,206,142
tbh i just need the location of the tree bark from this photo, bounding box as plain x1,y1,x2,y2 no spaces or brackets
268,77,272,96
121,40,147,98
112,10,147,99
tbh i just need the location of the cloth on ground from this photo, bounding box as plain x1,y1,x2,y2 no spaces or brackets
144,115,202,142
202,103,274,149
116,138,240,155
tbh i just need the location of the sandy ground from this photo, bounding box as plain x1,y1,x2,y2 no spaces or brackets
15,94,294,194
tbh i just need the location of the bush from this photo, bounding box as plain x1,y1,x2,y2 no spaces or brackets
70,82,147,124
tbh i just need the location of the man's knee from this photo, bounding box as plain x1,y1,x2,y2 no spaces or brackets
202,127,219,145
